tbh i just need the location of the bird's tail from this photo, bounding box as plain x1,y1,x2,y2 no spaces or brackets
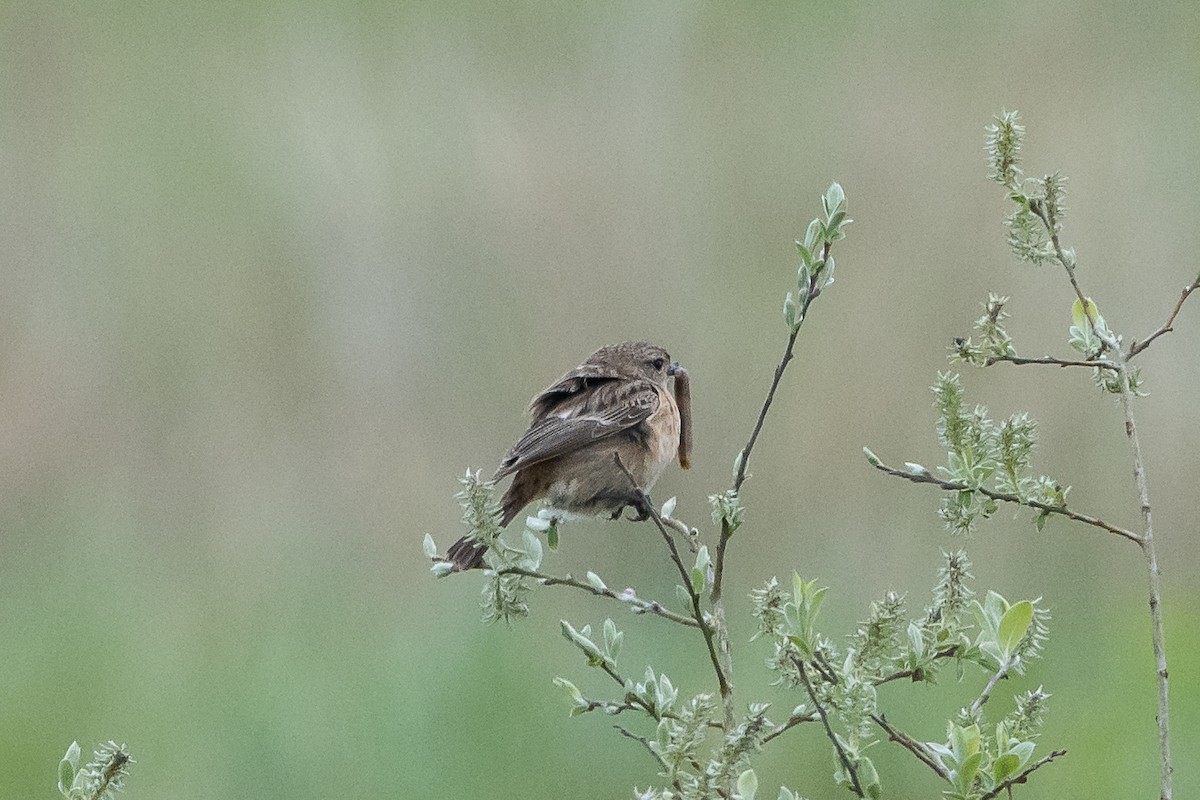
446,535,488,571
445,494,523,571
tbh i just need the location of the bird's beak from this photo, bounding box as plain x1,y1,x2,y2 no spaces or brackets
667,361,683,376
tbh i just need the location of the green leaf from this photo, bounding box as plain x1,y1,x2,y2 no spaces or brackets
58,756,75,797
784,291,797,329
552,676,585,705
736,768,758,800
1071,297,1100,329
992,753,1020,782
795,240,813,266
586,571,607,591
546,523,559,550
421,534,437,560
957,751,983,791
998,601,1034,655
804,218,821,251
676,584,692,611
825,182,846,216
692,546,711,594
660,496,677,518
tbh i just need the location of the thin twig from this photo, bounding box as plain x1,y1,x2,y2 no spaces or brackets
979,750,1068,800
614,725,671,775
969,659,1012,717
714,238,833,602
870,713,949,780
1032,200,1173,800
797,659,864,798
873,645,961,685
985,354,1116,370
1127,274,1200,358
762,709,818,744
496,566,700,628
867,456,1142,545
612,454,733,727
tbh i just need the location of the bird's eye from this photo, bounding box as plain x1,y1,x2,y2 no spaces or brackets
652,358,665,371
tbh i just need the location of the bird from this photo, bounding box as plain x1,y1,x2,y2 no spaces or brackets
446,341,693,570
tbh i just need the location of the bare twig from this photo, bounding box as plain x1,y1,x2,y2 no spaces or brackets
871,713,949,780
762,709,818,744
1127,274,1200,358
714,238,833,601
1029,203,1173,800
873,645,961,685
614,725,671,775
496,566,700,628
969,658,1012,717
979,749,1068,800
985,354,1116,370
867,455,1142,544
797,659,865,798
612,454,733,729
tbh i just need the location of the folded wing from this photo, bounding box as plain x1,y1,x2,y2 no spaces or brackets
495,381,659,479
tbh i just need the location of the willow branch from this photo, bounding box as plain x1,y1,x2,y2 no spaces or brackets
979,750,1068,800
497,566,700,628
612,454,733,728
797,659,864,798
985,354,1115,370
871,713,949,780
1127,274,1200,358
867,455,1142,544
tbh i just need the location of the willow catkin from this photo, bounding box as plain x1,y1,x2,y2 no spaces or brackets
673,368,693,469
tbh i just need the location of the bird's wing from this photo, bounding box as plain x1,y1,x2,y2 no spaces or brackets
495,380,659,478
527,362,626,419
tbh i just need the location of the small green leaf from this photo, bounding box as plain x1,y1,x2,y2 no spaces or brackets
660,496,677,519
998,601,1034,655
692,546,711,593
430,561,454,578
804,218,821,251
736,768,758,800
993,753,1020,782
421,534,437,560
795,240,813,266
586,571,607,592
552,676,585,706
58,757,74,797
825,182,846,216
1071,297,1100,329
546,523,559,550
784,291,797,329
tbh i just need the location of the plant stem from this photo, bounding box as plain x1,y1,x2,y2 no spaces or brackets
797,659,864,798
866,456,1141,544
1032,204,1173,800
496,566,700,628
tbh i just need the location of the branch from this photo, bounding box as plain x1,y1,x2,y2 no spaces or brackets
871,713,949,781
797,659,865,798
713,238,833,602
969,658,1012,717
1127,274,1200,359
762,708,818,744
612,455,733,726
614,724,671,776
1030,198,1173,800
873,645,961,685
979,749,1068,800
985,354,1116,370
496,566,700,628
866,455,1142,544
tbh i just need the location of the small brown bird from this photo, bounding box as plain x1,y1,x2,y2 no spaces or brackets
447,341,693,570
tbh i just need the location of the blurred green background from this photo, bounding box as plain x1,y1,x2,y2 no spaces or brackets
3,2,1198,797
